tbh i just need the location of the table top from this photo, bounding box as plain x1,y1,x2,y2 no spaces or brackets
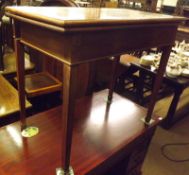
178,25,189,33
0,89,161,175
5,7,185,30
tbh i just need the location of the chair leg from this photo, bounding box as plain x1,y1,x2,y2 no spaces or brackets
117,73,126,93
136,70,146,105
0,24,4,71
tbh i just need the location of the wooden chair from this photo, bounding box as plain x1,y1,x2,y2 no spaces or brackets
0,0,35,76
0,0,13,70
0,0,14,48
40,0,78,6
116,54,140,94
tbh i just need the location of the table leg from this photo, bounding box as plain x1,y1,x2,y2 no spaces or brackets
145,45,172,124
162,87,183,129
16,0,21,5
136,70,146,105
150,0,158,11
59,64,78,174
0,23,4,71
86,62,97,96
108,56,120,103
15,39,26,129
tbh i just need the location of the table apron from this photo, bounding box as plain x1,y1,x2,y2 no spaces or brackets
19,22,178,65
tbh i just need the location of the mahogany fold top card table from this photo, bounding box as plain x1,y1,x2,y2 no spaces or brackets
5,7,185,174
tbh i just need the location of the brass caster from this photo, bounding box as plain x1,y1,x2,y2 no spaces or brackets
21,126,39,137
56,167,74,175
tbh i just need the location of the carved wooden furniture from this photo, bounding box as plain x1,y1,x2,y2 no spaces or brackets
5,7,184,174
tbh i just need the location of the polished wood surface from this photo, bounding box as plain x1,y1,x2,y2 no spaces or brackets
5,7,184,28
178,25,189,33
120,54,140,66
176,25,189,42
0,74,31,117
5,8,183,66
15,72,62,97
0,90,161,175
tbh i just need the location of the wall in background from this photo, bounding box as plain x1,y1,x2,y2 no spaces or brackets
162,0,178,7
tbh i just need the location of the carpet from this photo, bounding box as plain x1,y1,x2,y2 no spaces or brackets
142,116,189,175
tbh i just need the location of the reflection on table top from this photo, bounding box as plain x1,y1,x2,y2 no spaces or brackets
0,89,160,175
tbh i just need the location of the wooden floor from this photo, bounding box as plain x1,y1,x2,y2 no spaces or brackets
0,89,161,175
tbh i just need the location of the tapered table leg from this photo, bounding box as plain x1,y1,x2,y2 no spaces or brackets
15,36,39,137
58,64,78,174
108,56,120,103
0,23,4,71
145,45,172,124
15,38,26,129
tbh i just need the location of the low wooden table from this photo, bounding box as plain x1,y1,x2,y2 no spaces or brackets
176,25,189,42
0,90,161,175
131,62,189,128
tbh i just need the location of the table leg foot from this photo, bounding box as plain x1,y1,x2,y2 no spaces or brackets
141,117,155,125
21,126,39,138
56,167,74,175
